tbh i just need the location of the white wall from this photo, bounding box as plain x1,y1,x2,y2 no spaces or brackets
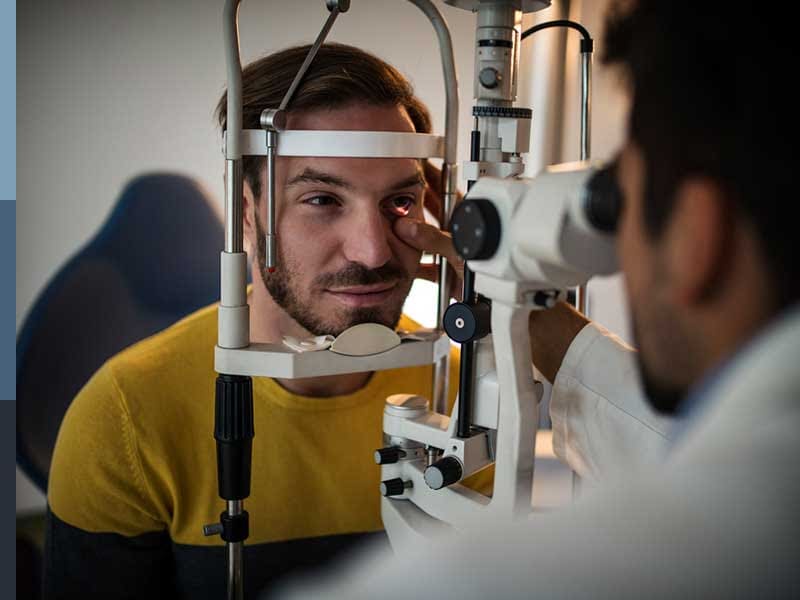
16,0,631,510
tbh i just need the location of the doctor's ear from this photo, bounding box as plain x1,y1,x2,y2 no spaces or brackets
663,176,732,307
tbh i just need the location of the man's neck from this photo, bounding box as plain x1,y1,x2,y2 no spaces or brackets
248,275,373,397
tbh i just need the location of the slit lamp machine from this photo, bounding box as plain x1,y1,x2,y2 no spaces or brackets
206,1,622,598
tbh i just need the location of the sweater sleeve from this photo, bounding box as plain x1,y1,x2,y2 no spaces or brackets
44,363,175,599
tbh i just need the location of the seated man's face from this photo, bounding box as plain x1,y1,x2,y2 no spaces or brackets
252,103,425,336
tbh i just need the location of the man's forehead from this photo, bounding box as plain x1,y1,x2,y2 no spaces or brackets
285,102,417,133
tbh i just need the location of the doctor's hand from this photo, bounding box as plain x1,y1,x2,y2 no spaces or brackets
394,217,464,302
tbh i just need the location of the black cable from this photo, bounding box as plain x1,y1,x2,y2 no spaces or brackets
521,19,593,53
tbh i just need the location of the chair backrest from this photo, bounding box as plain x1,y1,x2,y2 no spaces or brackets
16,173,225,492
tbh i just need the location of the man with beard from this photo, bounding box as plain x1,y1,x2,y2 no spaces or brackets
44,44,467,599
274,1,799,597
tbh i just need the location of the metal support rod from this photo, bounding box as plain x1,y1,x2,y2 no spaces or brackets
573,41,594,501
426,446,440,467
265,5,345,272
265,130,277,271
575,50,592,315
406,0,458,164
579,51,592,163
432,162,457,415
223,0,243,160
226,500,244,600
406,0,460,416
278,7,342,112
225,159,244,253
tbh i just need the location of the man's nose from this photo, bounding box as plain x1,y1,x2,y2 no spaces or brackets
342,210,393,269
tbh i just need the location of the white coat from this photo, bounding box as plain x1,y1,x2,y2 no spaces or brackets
272,305,800,599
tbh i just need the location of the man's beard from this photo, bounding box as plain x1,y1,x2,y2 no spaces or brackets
255,216,411,337
630,311,689,415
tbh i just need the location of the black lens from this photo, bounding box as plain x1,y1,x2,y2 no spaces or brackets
583,164,623,233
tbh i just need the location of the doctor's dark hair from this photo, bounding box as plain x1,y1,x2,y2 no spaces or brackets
603,1,797,307
215,43,432,202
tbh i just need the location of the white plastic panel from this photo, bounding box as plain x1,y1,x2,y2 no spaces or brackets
215,333,451,378
230,129,445,158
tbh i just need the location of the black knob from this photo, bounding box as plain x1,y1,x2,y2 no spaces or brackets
583,165,623,233
374,447,406,465
214,375,254,443
380,478,411,497
479,67,501,89
443,301,491,344
450,199,501,261
424,456,463,490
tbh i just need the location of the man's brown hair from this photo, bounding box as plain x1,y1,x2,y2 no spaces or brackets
216,43,433,202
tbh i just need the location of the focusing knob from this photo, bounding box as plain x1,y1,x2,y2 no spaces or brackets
450,199,501,261
472,106,532,119
380,478,411,497
424,456,463,490
443,301,491,344
479,67,501,89
583,165,623,233
374,447,406,465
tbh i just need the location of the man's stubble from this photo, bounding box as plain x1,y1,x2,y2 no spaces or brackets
254,212,413,337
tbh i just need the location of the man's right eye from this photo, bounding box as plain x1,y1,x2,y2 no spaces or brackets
304,195,340,207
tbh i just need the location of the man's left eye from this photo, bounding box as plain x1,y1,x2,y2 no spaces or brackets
384,196,416,217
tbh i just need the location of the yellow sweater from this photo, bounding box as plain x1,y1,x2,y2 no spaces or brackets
46,303,462,598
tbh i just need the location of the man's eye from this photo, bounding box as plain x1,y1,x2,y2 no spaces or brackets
304,195,339,207
384,196,416,217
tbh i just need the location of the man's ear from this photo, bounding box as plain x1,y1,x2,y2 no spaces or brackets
421,160,442,223
242,179,259,252
663,176,731,306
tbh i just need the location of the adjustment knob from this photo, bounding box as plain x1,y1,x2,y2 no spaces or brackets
450,199,501,261
380,478,412,497
424,456,463,490
443,301,491,344
374,446,407,465
479,67,501,89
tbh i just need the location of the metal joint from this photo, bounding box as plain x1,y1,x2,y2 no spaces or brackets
326,0,350,12
260,108,287,131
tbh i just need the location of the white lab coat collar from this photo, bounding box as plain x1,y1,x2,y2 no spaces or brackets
668,303,800,467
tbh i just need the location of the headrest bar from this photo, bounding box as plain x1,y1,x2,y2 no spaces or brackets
226,130,445,159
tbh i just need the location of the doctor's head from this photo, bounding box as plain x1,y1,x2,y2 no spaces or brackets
603,1,796,414
216,44,433,338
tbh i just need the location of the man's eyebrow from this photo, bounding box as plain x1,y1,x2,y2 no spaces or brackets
286,168,356,191
286,167,426,192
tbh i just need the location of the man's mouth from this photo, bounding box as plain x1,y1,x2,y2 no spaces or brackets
325,282,398,307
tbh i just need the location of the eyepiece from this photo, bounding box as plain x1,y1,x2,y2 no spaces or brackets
583,165,623,233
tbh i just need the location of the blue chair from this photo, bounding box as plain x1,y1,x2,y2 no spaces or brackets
16,173,225,493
